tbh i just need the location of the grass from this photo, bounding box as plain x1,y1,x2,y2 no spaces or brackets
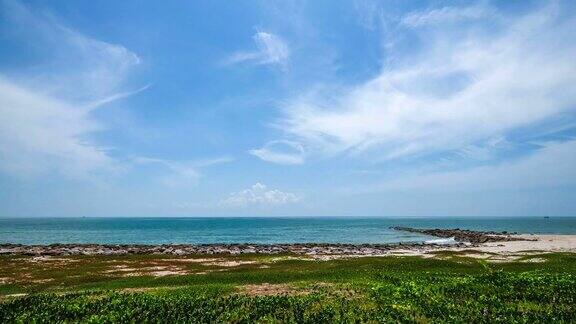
1,252,576,322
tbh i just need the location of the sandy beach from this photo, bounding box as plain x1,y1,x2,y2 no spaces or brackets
469,234,576,253
368,234,576,264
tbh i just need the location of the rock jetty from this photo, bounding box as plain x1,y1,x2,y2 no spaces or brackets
390,226,527,244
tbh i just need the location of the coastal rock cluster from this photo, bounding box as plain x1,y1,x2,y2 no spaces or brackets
390,226,527,244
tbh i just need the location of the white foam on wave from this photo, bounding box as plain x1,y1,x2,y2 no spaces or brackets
424,237,457,245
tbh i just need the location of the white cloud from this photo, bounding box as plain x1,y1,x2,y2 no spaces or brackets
249,140,305,165
220,183,300,208
275,2,576,162
0,1,143,179
226,31,290,70
2,0,141,101
0,78,115,178
401,4,492,27
82,84,151,111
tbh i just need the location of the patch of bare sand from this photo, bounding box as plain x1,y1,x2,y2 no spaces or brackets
309,249,432,261
220,260,258,267
522,257,547,263
239,283,306,296
0,274,54,284
161,258,218,263
311,254,384,261
29,278,55,284
202,260,259,267
148,270,188,277
103,259,256,277
28,256,80,264
268,256,313,262
0,293,27,299
150,258,260,268
104,264,190,277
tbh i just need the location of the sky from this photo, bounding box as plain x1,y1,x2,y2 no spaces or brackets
0,0,575,217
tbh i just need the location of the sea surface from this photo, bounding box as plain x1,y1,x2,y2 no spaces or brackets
1,217,575,245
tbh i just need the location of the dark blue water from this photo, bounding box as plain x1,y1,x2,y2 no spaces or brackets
0,217,575,245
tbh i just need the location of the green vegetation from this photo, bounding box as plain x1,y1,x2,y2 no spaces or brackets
1,252,576,322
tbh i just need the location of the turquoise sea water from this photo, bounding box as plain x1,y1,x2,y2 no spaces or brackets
0,217,575,245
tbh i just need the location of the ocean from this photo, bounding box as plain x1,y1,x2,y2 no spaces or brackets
1,217,575,245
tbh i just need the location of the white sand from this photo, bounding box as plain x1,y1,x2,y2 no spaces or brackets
411,234,576,261
315,235,576,260
465,234,576,254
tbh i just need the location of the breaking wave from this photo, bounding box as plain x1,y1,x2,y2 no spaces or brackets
424,237,457,245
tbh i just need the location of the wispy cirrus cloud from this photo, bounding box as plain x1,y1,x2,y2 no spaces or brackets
225,31,290,70
401,3,493,27
0,78,115,179
249,140,305,165
270,2,576,164
0,0,144,179
1,0,141,101
82,84,151,111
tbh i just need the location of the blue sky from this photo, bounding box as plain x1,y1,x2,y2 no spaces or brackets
1,0,575,217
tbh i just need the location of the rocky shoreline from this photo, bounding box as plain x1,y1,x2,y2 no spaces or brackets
0,227,533,256
0,242,457,256
390,226,529,244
